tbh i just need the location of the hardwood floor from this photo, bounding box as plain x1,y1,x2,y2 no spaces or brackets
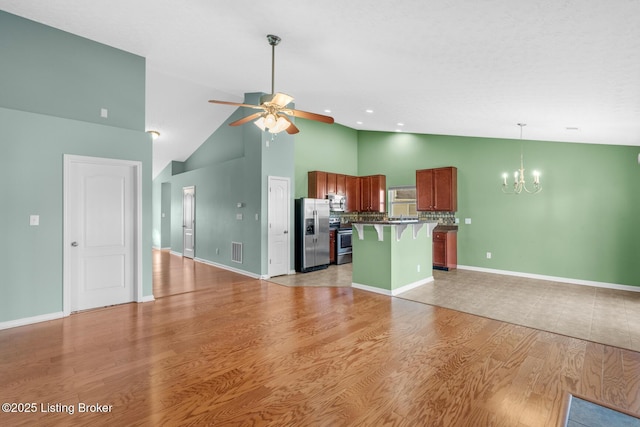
1,251,640,426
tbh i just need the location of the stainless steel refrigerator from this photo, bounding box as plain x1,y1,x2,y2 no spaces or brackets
295,198,330,272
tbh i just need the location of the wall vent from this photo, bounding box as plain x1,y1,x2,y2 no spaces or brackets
231,242,243,263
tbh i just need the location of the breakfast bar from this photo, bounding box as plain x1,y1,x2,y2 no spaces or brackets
351,220,438,296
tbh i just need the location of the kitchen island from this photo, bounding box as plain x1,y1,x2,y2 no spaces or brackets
351,221,438,296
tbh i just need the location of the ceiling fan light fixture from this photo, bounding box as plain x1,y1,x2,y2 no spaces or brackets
269,116,291,134
254,117,266,131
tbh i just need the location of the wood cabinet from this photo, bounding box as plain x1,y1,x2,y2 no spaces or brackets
345,175,360,212
308,171,328,199
433,229,457,271
308,171,385,213
416,167,457,211
360,174,386,212
329,229,336,264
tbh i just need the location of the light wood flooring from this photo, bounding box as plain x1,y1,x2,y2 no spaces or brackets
1,251,639,426
271,263,640,352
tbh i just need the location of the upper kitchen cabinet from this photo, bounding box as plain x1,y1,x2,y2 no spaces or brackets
345,175,360,212
360,174,386,212
308,171,328,199
416,167,457,211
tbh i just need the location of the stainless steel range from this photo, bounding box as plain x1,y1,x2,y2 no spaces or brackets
330,218,352,265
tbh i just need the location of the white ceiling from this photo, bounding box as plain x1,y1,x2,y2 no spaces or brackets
2,0,640,177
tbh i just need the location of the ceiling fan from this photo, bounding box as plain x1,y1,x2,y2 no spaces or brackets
208,34,334,135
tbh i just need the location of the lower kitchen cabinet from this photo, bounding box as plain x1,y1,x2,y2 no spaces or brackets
433,228,457,271
329,229,336,264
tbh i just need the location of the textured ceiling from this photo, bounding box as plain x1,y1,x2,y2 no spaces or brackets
2,0,640,177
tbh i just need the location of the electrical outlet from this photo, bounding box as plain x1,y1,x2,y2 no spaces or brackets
486,252,492,259
465,218,471,224
455,217,460,224
236,213,243,220
100,108,108,118
417,264,421,272
29,215,39,226
216,248,219,255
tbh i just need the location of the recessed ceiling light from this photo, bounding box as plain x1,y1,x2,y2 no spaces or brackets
397,123,404,126
324,109,331,113
356,121,363,125
395,129,402,133
565,127,579,131
147,130,160,140
365,109,374,114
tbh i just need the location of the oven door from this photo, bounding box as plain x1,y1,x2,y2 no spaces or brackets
336,230,352,264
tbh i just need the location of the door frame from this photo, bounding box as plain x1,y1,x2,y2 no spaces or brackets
182,186,195,259
267,176,291,278
62,155,143,317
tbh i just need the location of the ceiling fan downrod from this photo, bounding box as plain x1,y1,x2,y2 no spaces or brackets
267,34,281,95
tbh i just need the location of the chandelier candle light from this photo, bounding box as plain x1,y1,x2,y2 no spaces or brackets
501,123,542,194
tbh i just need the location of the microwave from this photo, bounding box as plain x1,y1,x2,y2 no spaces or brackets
328,194,346,212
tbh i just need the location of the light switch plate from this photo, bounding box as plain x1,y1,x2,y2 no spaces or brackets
236,213,243,220
30,215,39,226
465,218,471,224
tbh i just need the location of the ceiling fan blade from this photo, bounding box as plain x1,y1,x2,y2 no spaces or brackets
270,92,294,108
285,108,334,124
281,116,300,134
229,112,264,127
208,99,264,110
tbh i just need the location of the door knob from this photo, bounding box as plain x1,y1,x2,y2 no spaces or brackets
284,230,288,234
71,241,78,247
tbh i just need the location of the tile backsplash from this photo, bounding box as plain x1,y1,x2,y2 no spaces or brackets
333,211,456,224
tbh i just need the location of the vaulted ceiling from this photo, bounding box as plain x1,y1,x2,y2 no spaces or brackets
2,0,639,177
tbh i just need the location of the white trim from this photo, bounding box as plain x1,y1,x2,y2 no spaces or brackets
194,257,262,279
63,155,143,317
0,312,64,330
139,295,156,303
267,176,291,278
170,250,183,257
352,282,392,296
352,276,435,297
457,265,640,293
392,276,434,295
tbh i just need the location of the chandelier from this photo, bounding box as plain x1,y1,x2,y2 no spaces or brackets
501,123,542,194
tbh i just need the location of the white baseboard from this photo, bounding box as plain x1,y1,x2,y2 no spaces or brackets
138,295,155,303
170,250,182,257
352,276,434,297
194,257,262,280
0,311,64,331
457,265,640,293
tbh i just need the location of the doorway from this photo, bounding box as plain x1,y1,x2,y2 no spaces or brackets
63,155,142,315
183,186,195,258
268,176,291,277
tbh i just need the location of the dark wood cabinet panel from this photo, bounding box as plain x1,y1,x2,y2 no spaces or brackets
329,229,336,264
335,174,346,196
326,173,337,195
308,171,328,199
360,175,386,212
433,230,457,271
345,175,360,212
416,167,457,211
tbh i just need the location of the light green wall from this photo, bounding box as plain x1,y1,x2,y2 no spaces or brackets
294,119,358,197
0,108,151,322
0,11,145,131
352,225,432,291
153,93,295,275
0,12,150,324
357,131,640,286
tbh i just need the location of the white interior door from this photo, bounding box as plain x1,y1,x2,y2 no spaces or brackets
66,157,136,312
268,176,290,277
183,186,195,258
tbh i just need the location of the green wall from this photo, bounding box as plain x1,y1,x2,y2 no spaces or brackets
0,11,145,131
294,120,358,197
0,12,151,324
153,93,295,276
357,131,640,287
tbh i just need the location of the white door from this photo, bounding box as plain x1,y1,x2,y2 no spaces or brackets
268,176,290,277
183,186,195,258
66,157,136,312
